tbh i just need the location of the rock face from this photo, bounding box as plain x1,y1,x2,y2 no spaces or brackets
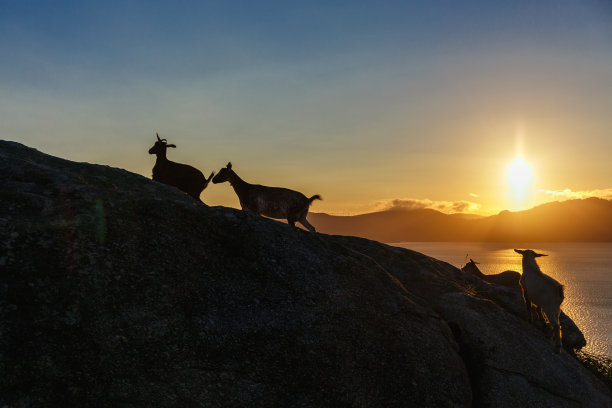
1,140,611,407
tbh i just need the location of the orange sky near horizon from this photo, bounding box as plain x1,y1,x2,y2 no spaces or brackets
2,1,611,216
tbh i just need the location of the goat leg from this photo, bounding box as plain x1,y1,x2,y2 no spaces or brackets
522,291,533,323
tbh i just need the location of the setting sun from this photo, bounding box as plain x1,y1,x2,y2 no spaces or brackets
507,157,534,190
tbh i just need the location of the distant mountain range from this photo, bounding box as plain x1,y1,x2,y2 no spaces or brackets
309,198,612,242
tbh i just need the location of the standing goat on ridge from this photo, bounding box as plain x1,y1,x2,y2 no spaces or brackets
148,133,214,202
515,249,565,353
212,162,321,232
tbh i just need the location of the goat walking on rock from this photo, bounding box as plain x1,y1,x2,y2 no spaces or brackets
148,133,214,201
515,249,565,353
212,162,321,232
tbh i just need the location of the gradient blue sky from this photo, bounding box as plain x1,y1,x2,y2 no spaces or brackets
2,0,611,214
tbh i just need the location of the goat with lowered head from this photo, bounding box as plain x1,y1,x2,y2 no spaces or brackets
515,249,565,353
461,259,521,289
212,162,321,232
148,133,214,201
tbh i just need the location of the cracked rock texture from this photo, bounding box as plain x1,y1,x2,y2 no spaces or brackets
1,140,611,407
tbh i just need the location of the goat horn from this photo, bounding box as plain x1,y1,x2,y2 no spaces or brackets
156,133,161,141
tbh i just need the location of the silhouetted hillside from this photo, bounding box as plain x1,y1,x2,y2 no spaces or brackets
2,140,611,407
310,198,612,242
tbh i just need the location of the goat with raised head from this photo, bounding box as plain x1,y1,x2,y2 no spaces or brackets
515,249,565,353
148,133,214,201
212,162,321,232
461,259,520,289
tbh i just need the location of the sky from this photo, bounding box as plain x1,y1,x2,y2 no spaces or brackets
2,0,611,215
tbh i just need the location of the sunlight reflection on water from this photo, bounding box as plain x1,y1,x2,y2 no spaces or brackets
392,242,612,357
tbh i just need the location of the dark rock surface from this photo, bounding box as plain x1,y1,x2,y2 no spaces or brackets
1,140,611,407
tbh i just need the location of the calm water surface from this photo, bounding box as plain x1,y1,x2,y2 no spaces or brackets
392,242,612,357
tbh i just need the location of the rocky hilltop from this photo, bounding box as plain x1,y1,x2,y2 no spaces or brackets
1,140,611,407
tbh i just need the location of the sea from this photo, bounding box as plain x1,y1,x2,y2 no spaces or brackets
392,242,612,357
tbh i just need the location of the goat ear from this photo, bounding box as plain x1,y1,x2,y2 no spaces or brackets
535,252,548,257
227,162,232,169
167,144,176,148
514,249,524,254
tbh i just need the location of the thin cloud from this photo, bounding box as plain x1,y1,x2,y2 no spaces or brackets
538,188,612,200
375,198,482,214
469,193,479,198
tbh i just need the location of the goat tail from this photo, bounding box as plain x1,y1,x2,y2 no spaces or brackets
308,194,322,204
306,194,323,208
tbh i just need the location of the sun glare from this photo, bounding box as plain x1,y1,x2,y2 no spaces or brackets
507,157,533,189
